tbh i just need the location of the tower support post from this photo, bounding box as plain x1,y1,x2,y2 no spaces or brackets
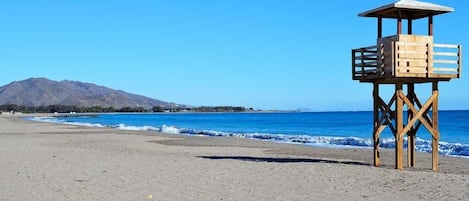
395,83,404,170
432,81,439,171
407,83,416,167
371,82,440,170
373,82,380,166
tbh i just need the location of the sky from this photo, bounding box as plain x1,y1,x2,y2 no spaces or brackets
0,0,468,111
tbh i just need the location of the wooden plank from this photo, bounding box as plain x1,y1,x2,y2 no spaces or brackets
352,49,356,80
407,84,416,168
432,68,458,73
434,59,458,64
373,82,380,167
433,52,458,57
357,49,378,53
395,84,404,170
397,64,428,69
428,43,434,76
361,49,366,77
396,60,428,67
355,63,378,68
396,67,427,74
355,52,378,56
397,53,428,59
397,70,427,75
356,61,378,66
397,66,428,70
428,74,458,79
392,41,396,77
458,45,462,79
396,42,428,47
432,82,439,171
355,45,378,50
396,45,428,52
398,35,433,43
395,72,427,78
356,71,377,75
434,43,459,48
356,55,378,60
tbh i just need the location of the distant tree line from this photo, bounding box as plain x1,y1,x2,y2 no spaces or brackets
0,104,145,113
190,106,249,112
151,106,251,113
0,104,252,114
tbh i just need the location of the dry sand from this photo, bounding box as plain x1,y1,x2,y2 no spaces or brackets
0,115,468,201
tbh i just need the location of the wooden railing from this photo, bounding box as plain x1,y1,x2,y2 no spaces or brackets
352,42,462,80
352,45,379,80
432,43,462,78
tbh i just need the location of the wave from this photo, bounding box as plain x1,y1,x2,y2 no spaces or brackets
28,116,106,128
27,116,469,158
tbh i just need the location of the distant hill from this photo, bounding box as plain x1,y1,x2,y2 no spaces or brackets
0,78,179,109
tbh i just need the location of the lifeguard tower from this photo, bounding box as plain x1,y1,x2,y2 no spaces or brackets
352,0,462,171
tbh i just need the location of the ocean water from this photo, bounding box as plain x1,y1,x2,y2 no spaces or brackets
29,111,469,157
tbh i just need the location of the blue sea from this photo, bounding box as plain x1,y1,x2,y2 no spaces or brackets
29,111,469,157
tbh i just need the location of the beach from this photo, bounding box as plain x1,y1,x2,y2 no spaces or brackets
1,115,468,201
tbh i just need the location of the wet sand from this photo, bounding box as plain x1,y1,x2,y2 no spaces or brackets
0,115,468,200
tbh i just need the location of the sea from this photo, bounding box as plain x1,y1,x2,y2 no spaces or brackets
28,111,469,158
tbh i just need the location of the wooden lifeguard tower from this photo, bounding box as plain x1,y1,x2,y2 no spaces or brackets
352,0,462,171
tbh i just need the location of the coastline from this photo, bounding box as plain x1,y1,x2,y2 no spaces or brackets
27,112,469,158
1,115,468,200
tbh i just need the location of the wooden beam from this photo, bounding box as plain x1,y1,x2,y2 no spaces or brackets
413,93,433,125
352,49,356,80
459,45,462,79
432,81,439,171
398,17,402,35
407,83,416,167
378,16,383,38
373,82,380,167
408,18,413,34
378,94,397,128
377,96,388,113
399,92,436,136
395,83,404,170
428,14,433,36
408,131,416,167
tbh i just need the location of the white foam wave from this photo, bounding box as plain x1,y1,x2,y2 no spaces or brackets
28,116,106,127
113,123,158,131
164,126,469,157
28,116,62,123
160,125,181,134
26,116,469,157
64,122,106,128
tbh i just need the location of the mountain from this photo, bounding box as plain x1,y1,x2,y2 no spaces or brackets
0,78,179,109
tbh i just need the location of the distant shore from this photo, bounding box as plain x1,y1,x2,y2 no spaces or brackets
1,115,468,200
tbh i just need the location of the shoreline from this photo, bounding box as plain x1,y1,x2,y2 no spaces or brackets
24,113,469,159
1,115,468,200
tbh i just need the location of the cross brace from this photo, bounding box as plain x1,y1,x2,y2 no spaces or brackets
373,81,440,171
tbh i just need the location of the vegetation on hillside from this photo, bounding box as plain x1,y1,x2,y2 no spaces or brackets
0,104,252,114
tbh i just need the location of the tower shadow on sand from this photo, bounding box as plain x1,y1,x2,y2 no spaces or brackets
198,156,369,166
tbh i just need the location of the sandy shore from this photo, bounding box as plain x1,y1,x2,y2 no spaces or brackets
0,115,468,201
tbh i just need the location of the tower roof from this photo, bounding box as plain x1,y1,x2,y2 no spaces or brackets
359,0,454,19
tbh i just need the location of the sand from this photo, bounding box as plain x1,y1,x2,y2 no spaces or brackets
0,115,468,201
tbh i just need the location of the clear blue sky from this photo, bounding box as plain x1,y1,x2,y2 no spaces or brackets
0,0,467,110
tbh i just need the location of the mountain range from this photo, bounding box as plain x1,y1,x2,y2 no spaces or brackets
0,78,178,109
